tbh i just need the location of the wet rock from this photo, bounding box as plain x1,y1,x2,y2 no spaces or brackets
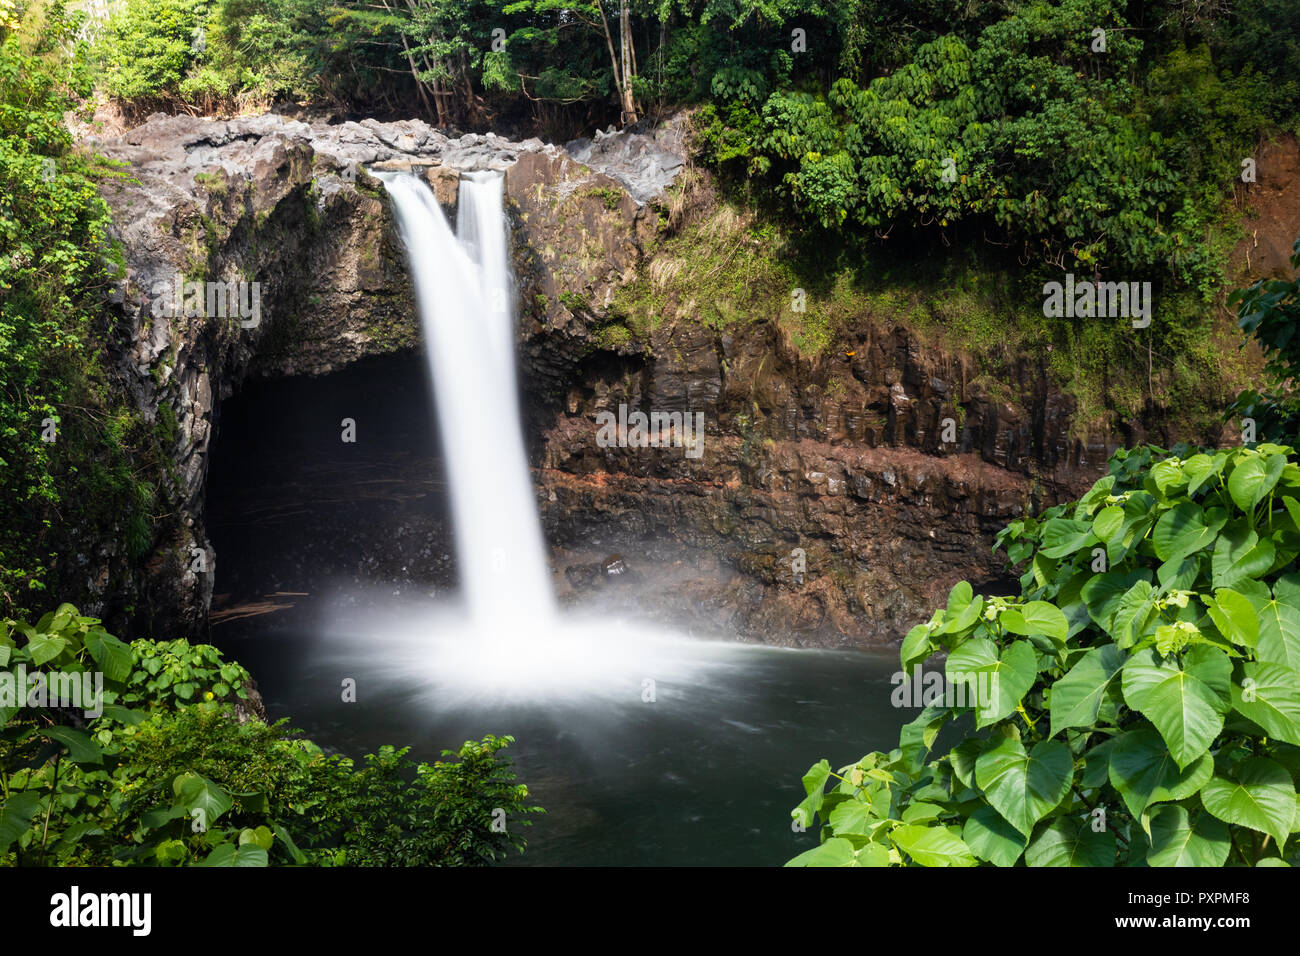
564,562,604,591
564,553,637,592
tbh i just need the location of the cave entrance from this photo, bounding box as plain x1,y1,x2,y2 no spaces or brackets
204,350,454,625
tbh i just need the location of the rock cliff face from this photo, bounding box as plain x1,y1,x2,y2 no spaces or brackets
524,281,1112,645
88,110,1115,647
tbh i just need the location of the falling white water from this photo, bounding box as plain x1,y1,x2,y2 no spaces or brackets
368,170,749,705
380,172,555,634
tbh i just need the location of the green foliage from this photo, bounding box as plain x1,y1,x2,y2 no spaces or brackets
739,0,1254,286
0,10,172,618
0,605,542,865
96,0,207,103
790,442,1300,866
1227,234,1300,444
94,0,325,112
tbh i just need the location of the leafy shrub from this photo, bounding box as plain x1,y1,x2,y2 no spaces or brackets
790,441,1300,866
0,605,541,865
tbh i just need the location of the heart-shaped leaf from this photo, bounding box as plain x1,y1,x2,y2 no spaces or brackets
945,638,1037,727
1108,728,1213,821
891,824,976,867
1232,662,1300,746
1257,580,1300,670
1200,757,1296,847
975,738,1073,838
1122,649,1227,768
1049,643,1126,738
1025,817,1116,867
963,805,1027,867
1205,588,1259,648
1146,804,1231,867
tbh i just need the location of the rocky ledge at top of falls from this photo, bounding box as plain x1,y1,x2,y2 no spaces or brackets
84,110,1122,647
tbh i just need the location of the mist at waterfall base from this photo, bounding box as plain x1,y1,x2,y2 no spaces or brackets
211,172,915,865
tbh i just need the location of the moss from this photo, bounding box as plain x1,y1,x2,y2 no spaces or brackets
559,289,589,312
584,186,622,211
593,323,633,349
193,171,228,200
156,401,178,447
359,238,380,272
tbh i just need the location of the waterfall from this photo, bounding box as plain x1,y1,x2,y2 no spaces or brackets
361,168,733,705
380,172,555,634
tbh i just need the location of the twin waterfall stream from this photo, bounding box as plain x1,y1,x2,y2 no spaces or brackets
379,172,556,633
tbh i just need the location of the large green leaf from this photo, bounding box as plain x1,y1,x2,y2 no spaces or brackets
0,791,40,852
1024,818,1116,867
174,773,234,828
238,826,274,851
891,824,975,867
1146,805,1232,867
1185,644,1232,709
1257,580,1300,670
1153,501,1220,563
1109,581,1158,648
1121,648,1227,768
1232,662,1300,747
1092,505,1125,542
195,842,268,867
827,797,876,837
937,592,984,637
1150,458,1189,497
794,759,831,827
1184,453,1225,495
948,739,983,791
963,804,1027,867
1001,601,1069,644
42,726,103,765
945,638,1037,727
900,624,933,672
975,738,1073,838
25,632,66,667
1205,588,1259,648
1081,569,1152,631
1212,522,1275,591
82,628,134,682
1049,643,1126,738
786,836,874,867
1228,453,1284,511
1039,518,1096,559
1200,757,1296,847
1108,728,1213,820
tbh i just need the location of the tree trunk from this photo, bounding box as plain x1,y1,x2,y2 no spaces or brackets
621,0,638,122
597,1,636,126
623,0,640,116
